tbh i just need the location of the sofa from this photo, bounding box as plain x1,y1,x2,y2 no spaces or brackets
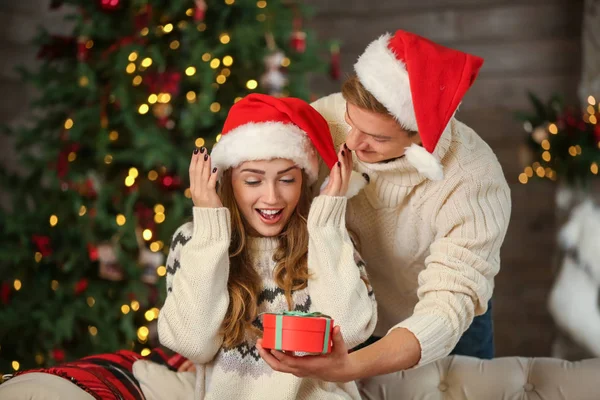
2,355,599,399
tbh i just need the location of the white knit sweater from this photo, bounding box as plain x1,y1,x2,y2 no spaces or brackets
157,195,377,399
311,93,511,367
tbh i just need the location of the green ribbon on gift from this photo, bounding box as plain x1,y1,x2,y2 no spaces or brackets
271,311,332,354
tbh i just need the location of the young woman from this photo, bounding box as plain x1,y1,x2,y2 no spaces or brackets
151,94,375,399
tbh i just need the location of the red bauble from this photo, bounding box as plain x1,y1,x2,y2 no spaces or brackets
88,244,99,261
290,31,306,53
99,0,120,11
52,348,66,363
77,37,89,62
594,123,600,143
74,278,89,295
194,0,207,21
1,282,10,305
145,71,182,96
32,235,53,257
329,45,341,80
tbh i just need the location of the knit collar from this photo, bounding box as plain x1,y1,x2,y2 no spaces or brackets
246,236,280,252
352,119,454,188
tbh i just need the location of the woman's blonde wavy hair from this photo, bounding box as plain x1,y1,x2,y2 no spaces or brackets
218,168,313,348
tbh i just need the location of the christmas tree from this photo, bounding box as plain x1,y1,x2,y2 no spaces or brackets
0,0,336,374
516,93,600,187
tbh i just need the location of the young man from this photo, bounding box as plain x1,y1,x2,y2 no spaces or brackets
256,30,512,395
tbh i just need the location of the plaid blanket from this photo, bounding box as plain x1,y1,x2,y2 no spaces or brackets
11,348,186,400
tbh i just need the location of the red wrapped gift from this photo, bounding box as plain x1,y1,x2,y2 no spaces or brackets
261,311,334,354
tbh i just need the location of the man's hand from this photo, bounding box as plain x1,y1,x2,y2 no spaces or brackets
256,326,358,382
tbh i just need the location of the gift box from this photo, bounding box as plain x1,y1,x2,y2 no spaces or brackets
261,311,334,354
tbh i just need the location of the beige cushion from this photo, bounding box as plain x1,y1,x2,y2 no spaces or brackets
358,355,600,400
132,359,195,400
0,372,95,400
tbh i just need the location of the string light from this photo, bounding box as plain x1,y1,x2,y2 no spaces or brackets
87,297,95,307
145,310,155,321
50,215,58,227
222,56,233,66
13,279,22,291
137,326,149,342
85,40,94,49
109,130,119,141
143,229,153,241
150,242,160,252
35,354,45,365
158,93,171,103
148,94,158,104
194,138,205,148
184,188,192,198
88,326,98,336
139,104,149,114
104,154,113,164
518,173,528,184
141,57,153,67
210,102,221,113
592,162,599,175
79,76,89,87
216,75,226,84
116,214,127,226
170,40,180,50
140,27,149,36
216,133,222,142
588,95,596,105
131,300,140,311
163,23,174,33
140,348,151,357
129,168,139,178
125,176,135,187
234,97,242,103
185,66,197,76
178,20,188,30
148,170,158,181
225,0,235,4
281,57,291,67
219,33,231,44
221,68,231,77
64,118,74,129
186,91,197,102
246,80,258,90
541,140,550,150
126,63,136,74
79,205,87,216
133,75,143,86
186,8,194,16
256,13,266,22
68,152,77,162
524,166,533,177
129,52,138,62
12,361,19,371
197,23,207,32
210,59,221,69
548,123,558,134
590,115,597,124
154,204,165,213
257,1,267,8
542,151,551,162
121,304,130,314
35,252,42,262
202,53,211,62
51,280,59,291
535,166,545,178
587,105,595,115
157,266,167,276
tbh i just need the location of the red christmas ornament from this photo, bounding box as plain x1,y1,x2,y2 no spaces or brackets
99,0,121,11
290,30,306,53
74,278,89,295
88,244,99,261
145,71,182,96
32,235,53,257
135,5,153,31
56,143,80,178
1,282,11,305
594,123,600,143
194,0,207,21
77,36,90,62
329,43,341,80
52,348,66,363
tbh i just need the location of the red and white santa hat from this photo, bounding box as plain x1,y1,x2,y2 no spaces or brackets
211,93,367,197
354,30,484,180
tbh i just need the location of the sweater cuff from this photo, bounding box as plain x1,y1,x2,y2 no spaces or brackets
307,195,347,229
192,207,231,243
387,313,455,367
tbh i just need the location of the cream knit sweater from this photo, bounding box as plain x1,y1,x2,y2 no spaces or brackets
311,93,511,367
157,195,377,399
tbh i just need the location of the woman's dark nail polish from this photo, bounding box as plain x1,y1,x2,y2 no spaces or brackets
337,161,341,167
204,154,209,161
200,147,205,154
341,150,345,156
362,173,370,183
212,167,217,174
193,148,199,154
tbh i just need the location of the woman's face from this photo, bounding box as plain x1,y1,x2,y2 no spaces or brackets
231,158,303,237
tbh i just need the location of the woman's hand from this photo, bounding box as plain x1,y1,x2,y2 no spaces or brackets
320,144,353,197
189,147,222,208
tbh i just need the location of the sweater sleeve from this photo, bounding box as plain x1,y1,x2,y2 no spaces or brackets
389,177,511,367
306,195,378,349
158,207,232,365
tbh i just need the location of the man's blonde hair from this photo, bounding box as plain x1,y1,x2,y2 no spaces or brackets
341,74,418,137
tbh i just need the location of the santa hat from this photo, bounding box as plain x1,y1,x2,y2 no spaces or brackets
354,30,484,180
211,93,367,197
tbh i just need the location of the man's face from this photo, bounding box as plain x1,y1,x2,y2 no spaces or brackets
344,102,420,163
